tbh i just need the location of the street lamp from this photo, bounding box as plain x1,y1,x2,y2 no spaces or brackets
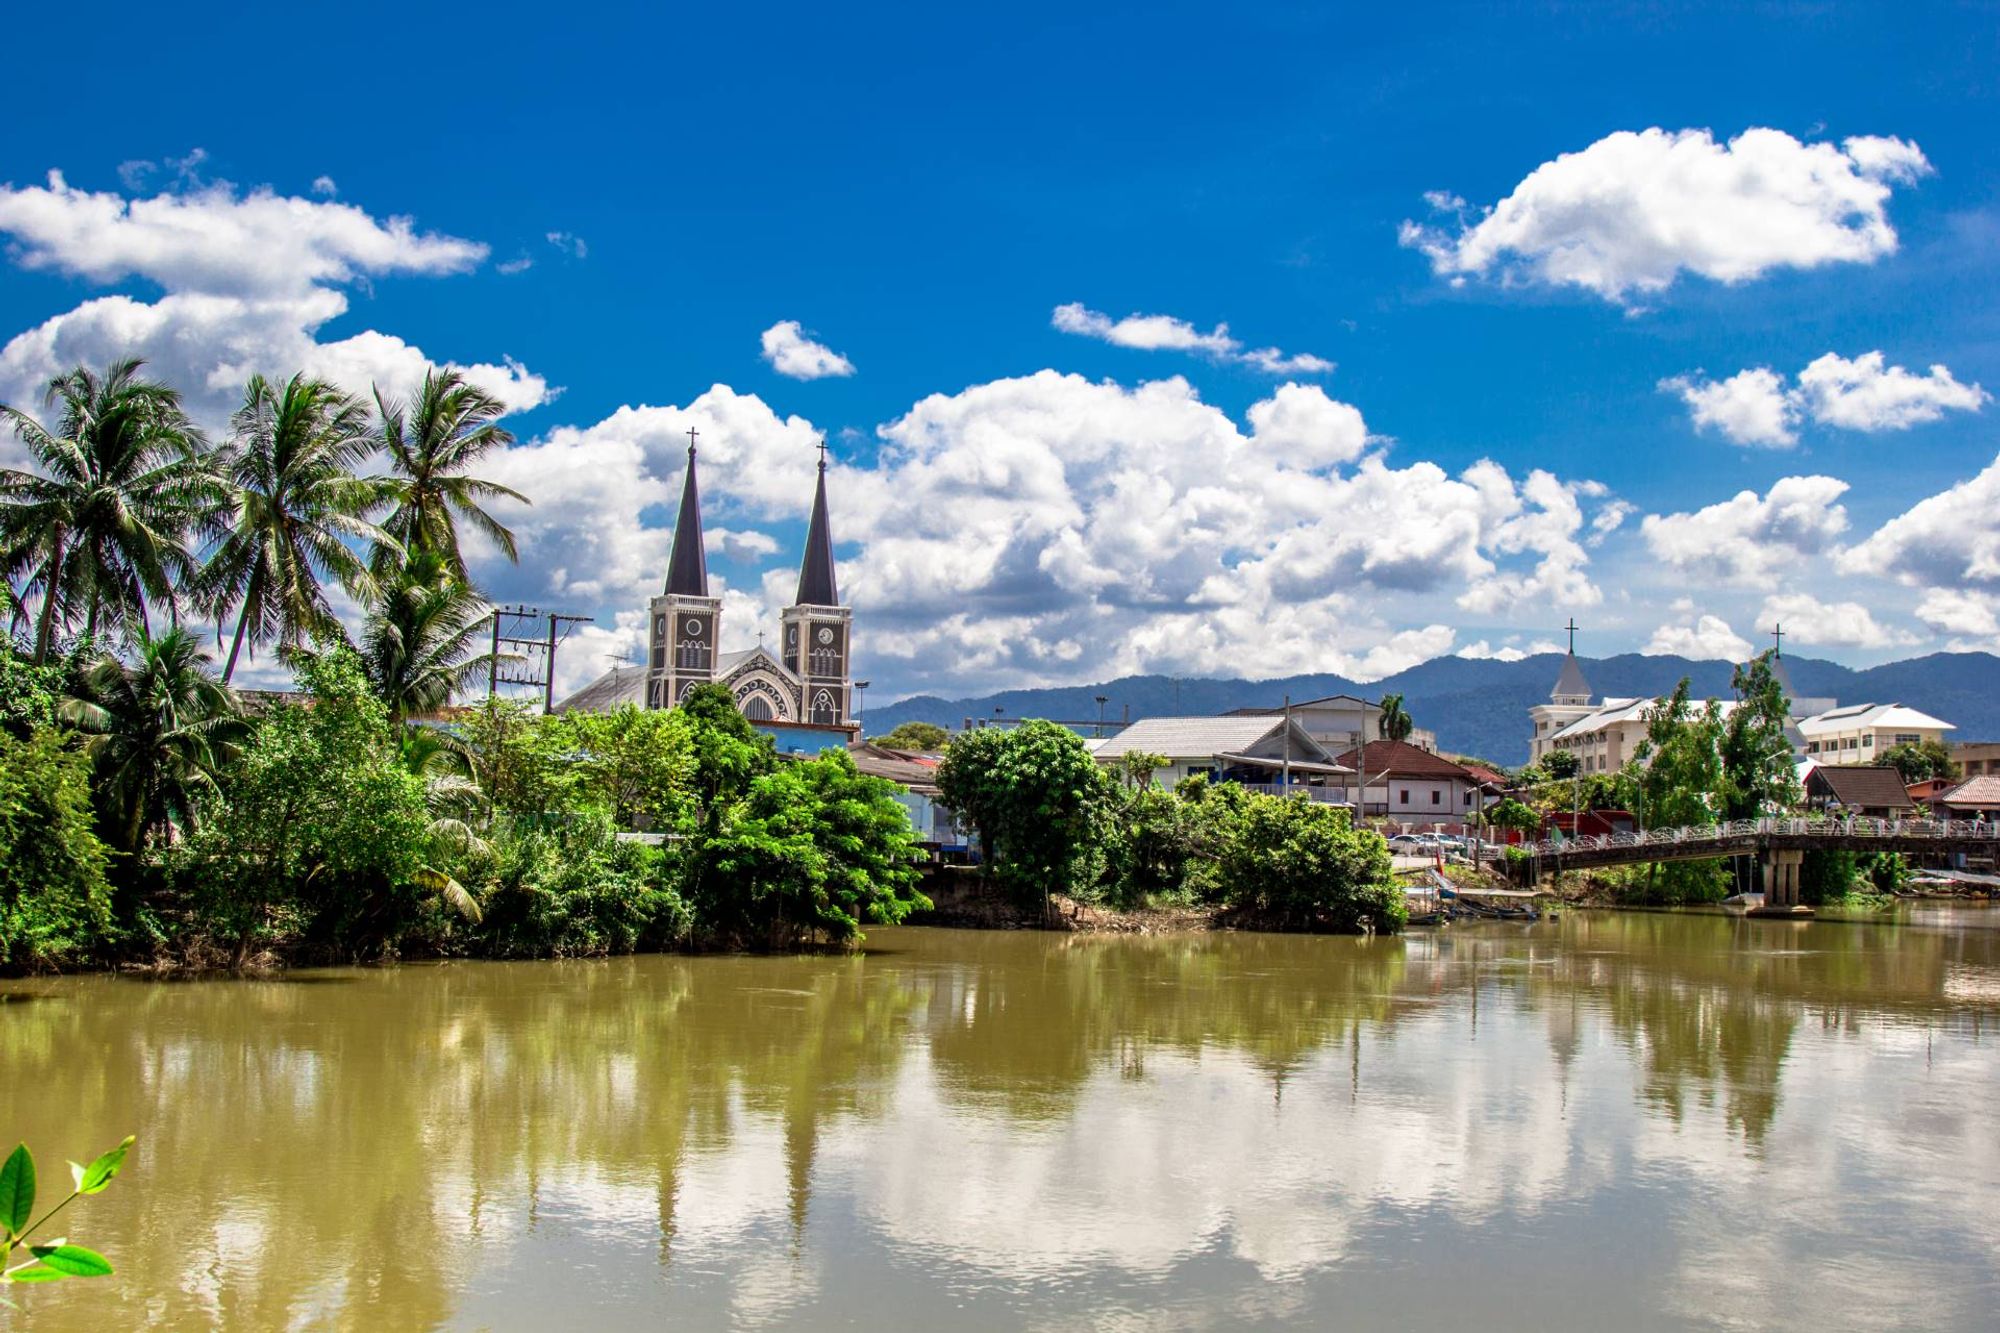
1094,695,1108,737
853,679,870,731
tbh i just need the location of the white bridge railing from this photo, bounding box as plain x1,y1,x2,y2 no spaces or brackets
1518,816,2000,862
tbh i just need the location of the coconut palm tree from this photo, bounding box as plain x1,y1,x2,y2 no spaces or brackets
373,369,527,578
360,551,498,726
1378,693,1414,744
63,625,245,855
0,360,216,662
200,373,399,682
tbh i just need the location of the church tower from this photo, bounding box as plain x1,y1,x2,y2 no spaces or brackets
645,432,723,709
1528,619,1598,763
780,447,853,725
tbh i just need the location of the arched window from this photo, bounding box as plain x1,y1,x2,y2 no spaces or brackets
810,688,837,725
742,696,775,721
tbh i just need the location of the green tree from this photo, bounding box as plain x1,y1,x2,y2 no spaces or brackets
373,368,527,577
0,359,214,661
558,704,698,831
200,373,396,682
358,550,495,725
699,750,927,947
1631,679,1730,903
176,650,439,962
0,638,65,739
679,683,776,820
64,627,243,857
0,728,113,968
1878,739,1956,784
1378,693,1415,743
1485,797,1542,835
1540,749,1580,779
872,720,949,752
1721,651,1801,819
935,719,1113,914
1217,796,1403,933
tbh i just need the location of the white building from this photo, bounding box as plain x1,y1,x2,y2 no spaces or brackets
1797,703,1954,764
1528,654,1598,765
1332,740,1486,820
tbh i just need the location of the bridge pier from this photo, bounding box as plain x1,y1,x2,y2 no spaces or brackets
1750,847,1814,917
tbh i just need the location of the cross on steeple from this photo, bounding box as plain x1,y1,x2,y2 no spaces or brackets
1770,622,1784,659
1565,618,1579,655
815,436,830,471
686,426,699,457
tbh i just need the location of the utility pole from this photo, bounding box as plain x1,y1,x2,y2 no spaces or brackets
853,679,870,730
1095,695,1108,738
1282,694,1292,790
487,605,594,713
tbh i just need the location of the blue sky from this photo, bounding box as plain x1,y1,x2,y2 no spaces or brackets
3,1,1998,700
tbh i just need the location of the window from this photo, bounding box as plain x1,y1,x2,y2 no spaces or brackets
1431,790,1441,806
1863,734,1875,747
742,697,775,721
1893,734,1921,746
1807,741,1819,754
1399,788,1410,805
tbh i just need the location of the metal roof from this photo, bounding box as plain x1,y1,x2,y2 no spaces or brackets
1797,703,1954,735
1551,653,1592,702
552,665,646,713
1092,715,1333,763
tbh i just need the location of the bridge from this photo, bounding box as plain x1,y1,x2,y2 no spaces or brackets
1502,816,2000,909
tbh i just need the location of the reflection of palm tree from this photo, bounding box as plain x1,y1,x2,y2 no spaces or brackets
200,374,396,682
373,369,528,578
1,359,212,661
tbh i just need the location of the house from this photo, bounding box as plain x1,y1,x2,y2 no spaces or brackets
1804,764,1918,817
1333,740,1483,820
847,742,964,847
1906,777,1957,808
1093,716,1350,798
1949,741,2000,777
1797,703,1954,765
1937,775,2000,818
1227,695,1437,753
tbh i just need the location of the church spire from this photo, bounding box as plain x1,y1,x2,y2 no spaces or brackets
1551,617,1592,704
794,440,838,607
664,429,709,597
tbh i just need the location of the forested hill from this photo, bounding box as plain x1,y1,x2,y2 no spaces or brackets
863,651,2000,766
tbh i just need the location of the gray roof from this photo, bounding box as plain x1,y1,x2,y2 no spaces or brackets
1551,653,1592,702
553,665,646,713
1093,716,1333,763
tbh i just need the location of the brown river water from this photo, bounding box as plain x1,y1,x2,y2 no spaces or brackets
3,909,1998,1329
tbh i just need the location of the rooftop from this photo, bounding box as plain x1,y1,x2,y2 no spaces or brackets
1807,764,1917,811
1334,740,1477,781
1941,774,2000,809
1797,703,1955,736
1093,715,1332,763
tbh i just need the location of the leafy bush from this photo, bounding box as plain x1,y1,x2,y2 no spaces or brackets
0,728,114,970
698,750,927,947
1217,796,1404,933
474,812,690,957
936,720,1113,910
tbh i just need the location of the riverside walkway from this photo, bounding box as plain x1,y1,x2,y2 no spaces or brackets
1505,816,2000,904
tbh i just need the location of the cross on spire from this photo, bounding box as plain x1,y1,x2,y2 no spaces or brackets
1770,622,1784,659
1565,618,1579,655
686,426,699,458
815,435,829,471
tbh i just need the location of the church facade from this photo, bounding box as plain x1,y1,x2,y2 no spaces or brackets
557,434,856,729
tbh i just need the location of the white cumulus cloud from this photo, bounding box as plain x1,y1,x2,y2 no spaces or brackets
1641,476,1850,583
1643,613,1754,661
0,169,548,431
759,320,855,380
1402,127,1930,304
1755,592,1916,650
1839,451,2000,586
1663,351,1986,446
1052,303,1333,375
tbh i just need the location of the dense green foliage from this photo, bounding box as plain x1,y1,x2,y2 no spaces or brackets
1378,693,1415,743
937,721,1114,911
1878,739,1956,784
1218,795,1403,931
0,728,113,968
1800,849,1910,904
871,720,949,752
1484,797,1542,833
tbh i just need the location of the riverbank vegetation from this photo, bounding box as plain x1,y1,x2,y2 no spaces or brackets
0,359,927,972
937,720,1405,934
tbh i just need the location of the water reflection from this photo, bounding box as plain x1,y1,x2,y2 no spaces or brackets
2,911,1997,1329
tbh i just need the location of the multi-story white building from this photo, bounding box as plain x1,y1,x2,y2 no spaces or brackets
1797,703,1954,764
1528,653,1598,764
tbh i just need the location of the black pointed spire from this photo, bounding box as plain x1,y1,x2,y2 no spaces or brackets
664,430,709,596
794,442,838,607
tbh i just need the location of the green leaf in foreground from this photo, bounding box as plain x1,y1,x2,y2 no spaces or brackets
5,1264,69,1283
28,1245,113,1277
0,1144,32,1237
78,1138,134,1196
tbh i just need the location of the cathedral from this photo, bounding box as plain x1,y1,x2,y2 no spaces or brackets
556,433,855,726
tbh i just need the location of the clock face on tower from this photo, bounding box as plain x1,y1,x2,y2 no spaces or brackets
817,626,834,646
684,617,704,638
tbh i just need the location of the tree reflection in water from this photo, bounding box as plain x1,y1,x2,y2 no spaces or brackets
1,909,1996,1329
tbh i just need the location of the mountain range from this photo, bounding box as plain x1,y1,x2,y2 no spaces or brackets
863,652,2000,766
